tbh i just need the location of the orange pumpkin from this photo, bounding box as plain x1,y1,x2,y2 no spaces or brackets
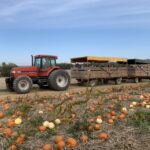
9,145,17,150
39,125,46,132
56,141,65,150
118,114,126,120
94,124,101,130
8,121,15,128
111,111,116,116
108,119,114,124
55,136,64,144
4,104,10,111
99,133,109,141
42,144,53,150
0,112,4,119
121,110,128,115
88,125,94,132
4,128,13,137
66,138,77,148
15,137,25,145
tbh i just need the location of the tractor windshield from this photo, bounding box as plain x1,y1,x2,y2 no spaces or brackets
34,57,56,68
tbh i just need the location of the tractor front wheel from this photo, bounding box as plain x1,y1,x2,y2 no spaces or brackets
48,69,70,91
5,78,14,91
13,76,33,94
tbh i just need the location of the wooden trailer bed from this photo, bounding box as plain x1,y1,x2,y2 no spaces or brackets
71,57,150,86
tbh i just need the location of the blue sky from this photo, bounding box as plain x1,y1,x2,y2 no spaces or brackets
0,0,150,65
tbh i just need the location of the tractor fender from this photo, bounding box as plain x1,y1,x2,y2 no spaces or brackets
47,67,60,76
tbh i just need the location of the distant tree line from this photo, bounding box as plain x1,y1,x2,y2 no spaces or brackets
0,62,17,77
57,63,73,69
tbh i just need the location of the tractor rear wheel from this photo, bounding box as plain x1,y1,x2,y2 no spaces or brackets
48,69,70,91
13,76,33,94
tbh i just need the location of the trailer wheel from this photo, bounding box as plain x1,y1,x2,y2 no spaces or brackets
13,76,33,94
84,79,98,87
115,78,122,85
134,77,139,83
48,69,70,91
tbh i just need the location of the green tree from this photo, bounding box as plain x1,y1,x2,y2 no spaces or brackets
1,62,17,77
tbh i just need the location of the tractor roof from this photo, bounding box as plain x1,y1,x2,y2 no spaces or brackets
35,55,58,59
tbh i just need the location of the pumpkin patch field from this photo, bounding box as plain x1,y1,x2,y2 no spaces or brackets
0,84,150,150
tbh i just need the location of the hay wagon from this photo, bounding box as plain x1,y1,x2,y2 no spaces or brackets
71,56,150,86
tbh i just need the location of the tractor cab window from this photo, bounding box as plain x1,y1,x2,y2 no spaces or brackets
42,57,51,69
51,59,56,66
34,58,41,67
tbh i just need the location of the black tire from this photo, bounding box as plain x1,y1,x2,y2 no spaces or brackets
115,78,122,85
84,79,98,87
13,76,33,94
48,69,70,91
134,77,139,83
38,84,49,89
5,78,14,91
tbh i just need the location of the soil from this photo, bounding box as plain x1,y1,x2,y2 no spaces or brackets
0,77,149,99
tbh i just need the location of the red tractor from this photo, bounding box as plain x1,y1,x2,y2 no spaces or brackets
5,55,71,94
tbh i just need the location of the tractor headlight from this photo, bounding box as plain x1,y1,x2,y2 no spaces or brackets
11,70,16,74
11,70,22,74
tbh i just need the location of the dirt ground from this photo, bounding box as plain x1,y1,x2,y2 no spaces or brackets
0,77,150,99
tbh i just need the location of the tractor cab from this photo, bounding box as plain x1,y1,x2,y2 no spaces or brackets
33,55,58,69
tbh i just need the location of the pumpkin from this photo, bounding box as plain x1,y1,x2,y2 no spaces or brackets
118,114,126,120
96,118,103,124
55,136,64,144
4,128,13,137
39,110,44,114
80,135,89,142
146,105,150,109
43,121,50,128
140,95,144,99
48,122,55,129
55,119,61,125
39,125,47,132
88,125,94,132
42,144,53,150
8,120,15,128
99,133,109,141
66,138,77,148
130,104,134,108
94,124,101,130
71,113,76,119
15,118,22,125
15,136,25,145
0,112,4,119
132,102,137,107
108,119,114,124
106,113,111,119
56,141,65,150
9,145,17,150
4,104,10,111
111,111,116,116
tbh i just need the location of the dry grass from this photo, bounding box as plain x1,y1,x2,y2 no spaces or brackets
0,82,150,150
